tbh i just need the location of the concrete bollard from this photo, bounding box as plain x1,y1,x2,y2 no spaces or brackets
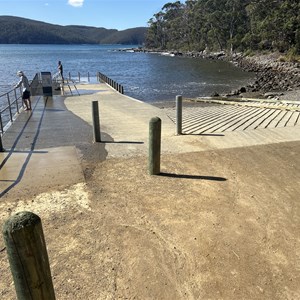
2,211,56,300
92,100,101,142
176,95,182,135
149,117,161,175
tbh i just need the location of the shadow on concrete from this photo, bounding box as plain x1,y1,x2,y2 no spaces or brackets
182,133,225,137
159,172,227,181
103,141,144,144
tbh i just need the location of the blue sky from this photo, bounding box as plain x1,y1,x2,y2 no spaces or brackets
1,0,170,30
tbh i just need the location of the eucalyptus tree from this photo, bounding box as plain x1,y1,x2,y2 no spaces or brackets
146,1,184,49
224,0,250,53
146,12,166,49
161,1,185,49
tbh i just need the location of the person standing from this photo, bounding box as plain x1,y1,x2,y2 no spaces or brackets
58,60,64,82
15,71,32,111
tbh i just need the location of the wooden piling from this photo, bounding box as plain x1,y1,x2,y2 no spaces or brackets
92,100,101,142
149,117,161,175
176,95,182,135
2,211,56,300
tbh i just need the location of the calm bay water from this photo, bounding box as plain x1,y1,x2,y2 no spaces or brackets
0,44,254,103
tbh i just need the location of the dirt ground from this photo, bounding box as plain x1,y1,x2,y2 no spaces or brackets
1,140,300,299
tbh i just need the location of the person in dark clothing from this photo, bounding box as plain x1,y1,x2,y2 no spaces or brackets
58,60,64,82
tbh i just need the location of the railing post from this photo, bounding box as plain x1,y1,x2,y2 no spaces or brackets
78,72,80,82
2,211,56,300
7,94,13,122
176,95,182,135
92,101,101,142
0,114,4,134
0,133,4,152
14,88,20,113
149,117,161,175
68,72,71,81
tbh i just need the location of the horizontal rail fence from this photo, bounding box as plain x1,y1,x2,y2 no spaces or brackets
97,72,124,94
67,72,91,83
0,87,24,134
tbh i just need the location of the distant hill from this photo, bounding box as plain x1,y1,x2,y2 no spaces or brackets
0,16,147,45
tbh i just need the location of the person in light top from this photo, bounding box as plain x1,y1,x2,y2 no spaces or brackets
15,71,32,111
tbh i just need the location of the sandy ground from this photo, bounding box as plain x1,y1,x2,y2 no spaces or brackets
1,137,300,299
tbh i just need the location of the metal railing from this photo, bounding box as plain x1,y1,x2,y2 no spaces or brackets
67,72,91,83
67,71,124,94
0,71,124,135
97,72,124,94
0,87,24,134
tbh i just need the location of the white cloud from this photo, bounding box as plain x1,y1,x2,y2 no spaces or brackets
68,0,84,7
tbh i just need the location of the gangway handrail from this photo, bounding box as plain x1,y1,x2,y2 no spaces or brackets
0,71,124,134
0,86,24,134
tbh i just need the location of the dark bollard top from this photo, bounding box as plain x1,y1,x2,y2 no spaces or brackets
149,116,161,124
3,211,40,234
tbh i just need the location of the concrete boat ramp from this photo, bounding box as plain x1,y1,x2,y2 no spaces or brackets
0,82,300,197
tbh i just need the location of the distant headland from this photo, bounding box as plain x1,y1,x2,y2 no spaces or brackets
0,16,147,45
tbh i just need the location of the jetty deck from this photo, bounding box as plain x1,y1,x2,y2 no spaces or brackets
1,81,300,195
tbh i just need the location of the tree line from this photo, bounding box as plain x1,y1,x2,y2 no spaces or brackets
145,0,300,55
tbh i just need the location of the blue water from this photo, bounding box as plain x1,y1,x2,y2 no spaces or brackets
0,44,254,103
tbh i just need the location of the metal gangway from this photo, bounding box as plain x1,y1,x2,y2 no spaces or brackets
52,72,80,96
0,71,124,138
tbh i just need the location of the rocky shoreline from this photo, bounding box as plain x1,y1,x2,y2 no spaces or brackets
127,48,300,101
229,52,300,99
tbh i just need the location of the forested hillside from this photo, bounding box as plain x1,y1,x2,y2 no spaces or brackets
145,0,300,55
0,16,147,45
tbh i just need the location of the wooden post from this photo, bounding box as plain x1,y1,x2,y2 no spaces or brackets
2,211,56,300
92,101,101,142
176,95,182,135
149,117,161,175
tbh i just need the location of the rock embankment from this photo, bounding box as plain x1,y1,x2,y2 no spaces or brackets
231,53,300,93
